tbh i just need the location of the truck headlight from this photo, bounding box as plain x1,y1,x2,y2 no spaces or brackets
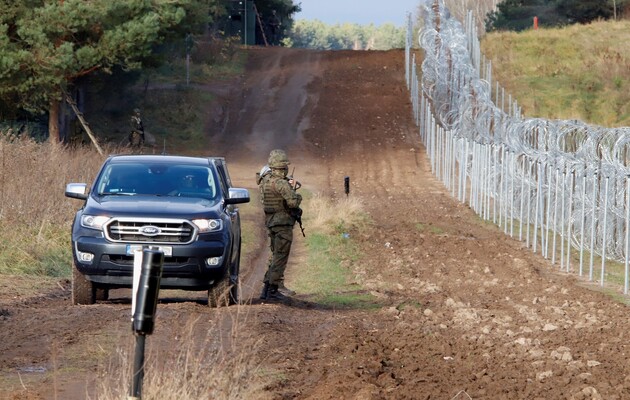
192,219,222,233
77,251,95,263
81,215,110,230
206,256,223,266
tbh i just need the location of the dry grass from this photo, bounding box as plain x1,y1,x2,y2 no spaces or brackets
305,193,370,235
0,137,104,224
95,311,271,400
0,136,132,275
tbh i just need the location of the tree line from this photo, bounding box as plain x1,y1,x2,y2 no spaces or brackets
487,0,630,31
287,20,406,50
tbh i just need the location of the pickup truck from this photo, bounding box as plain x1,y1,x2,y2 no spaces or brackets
64,154,250,307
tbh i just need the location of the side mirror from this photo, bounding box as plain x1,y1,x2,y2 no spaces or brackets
225,188,250,205
65,183,88,200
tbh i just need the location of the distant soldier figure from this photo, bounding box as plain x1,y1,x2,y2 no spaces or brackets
267,10,281,46
258,149,302,300
129,108,145,147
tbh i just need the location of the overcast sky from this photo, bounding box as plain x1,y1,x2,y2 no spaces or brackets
295,0,421,27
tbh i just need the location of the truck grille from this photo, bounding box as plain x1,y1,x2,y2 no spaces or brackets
104,217,196,244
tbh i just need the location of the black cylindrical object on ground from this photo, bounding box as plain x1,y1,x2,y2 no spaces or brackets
132,249,164,335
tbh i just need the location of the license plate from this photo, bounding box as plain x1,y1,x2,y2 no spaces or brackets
126,245,172,257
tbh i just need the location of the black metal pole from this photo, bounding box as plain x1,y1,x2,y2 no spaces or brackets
129,248,163,399
130,333,146,399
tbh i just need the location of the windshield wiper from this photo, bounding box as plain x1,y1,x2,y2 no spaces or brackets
99,192,137,196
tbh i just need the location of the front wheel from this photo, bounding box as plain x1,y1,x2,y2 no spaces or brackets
72,264,95,305
229,243,241,305
207,275,231,308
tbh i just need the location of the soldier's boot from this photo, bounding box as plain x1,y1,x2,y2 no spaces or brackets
259,282,270,300
277,282,296,296
267,284,287,300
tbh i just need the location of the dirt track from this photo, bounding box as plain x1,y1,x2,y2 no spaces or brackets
3,47,630,399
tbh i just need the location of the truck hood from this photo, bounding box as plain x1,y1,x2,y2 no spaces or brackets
84,195,222,218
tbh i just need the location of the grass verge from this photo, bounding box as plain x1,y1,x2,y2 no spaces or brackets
482,20,630,127
291,193,380,309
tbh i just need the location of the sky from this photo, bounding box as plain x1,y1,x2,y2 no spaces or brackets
294,0,421,27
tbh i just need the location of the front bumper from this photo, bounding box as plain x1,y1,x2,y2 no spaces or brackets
73,236,229,290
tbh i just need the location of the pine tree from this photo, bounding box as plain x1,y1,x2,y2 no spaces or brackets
487,0,628,32
556,0,613,23
0,0,211,142
486,0,567,32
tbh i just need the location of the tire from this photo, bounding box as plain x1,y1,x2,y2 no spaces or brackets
95,287,109,301
208,275,231,308
72,265,95,305
229,243,241,305
229,277,240,306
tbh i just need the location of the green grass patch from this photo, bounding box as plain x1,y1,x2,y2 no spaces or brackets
294,232,379,309
289,194,380,309
482,20,630,127
599,288,630,306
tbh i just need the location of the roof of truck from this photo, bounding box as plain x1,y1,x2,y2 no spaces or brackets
106,154,225,165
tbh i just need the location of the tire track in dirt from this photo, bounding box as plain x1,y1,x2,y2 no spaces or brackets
216,47,322,162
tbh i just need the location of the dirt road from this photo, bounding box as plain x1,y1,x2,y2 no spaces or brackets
3,47,630,399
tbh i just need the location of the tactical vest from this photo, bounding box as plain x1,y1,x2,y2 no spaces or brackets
261,175,285,214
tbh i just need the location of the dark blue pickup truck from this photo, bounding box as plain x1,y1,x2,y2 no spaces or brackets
65,154,250,307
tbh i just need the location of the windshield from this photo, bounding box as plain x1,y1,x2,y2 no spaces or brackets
95,162,218,199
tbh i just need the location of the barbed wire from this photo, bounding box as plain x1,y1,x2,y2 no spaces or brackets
407,1,630,289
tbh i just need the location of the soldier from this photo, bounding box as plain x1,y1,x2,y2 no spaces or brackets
258,149,302,300
267,10,281,46
129,108,145,147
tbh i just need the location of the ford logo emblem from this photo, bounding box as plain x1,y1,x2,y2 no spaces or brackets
139,226,161,236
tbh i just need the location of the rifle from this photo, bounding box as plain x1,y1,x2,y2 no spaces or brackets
289,207,306,237
288,166,302,190
286,167,305,237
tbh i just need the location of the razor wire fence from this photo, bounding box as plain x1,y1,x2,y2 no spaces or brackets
405,0,630,294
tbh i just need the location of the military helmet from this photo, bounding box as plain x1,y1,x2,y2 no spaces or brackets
133,108,141,114
268,149,290,168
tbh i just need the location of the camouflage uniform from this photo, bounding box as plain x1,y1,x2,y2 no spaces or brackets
129,108,145,147
259,149,302,300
